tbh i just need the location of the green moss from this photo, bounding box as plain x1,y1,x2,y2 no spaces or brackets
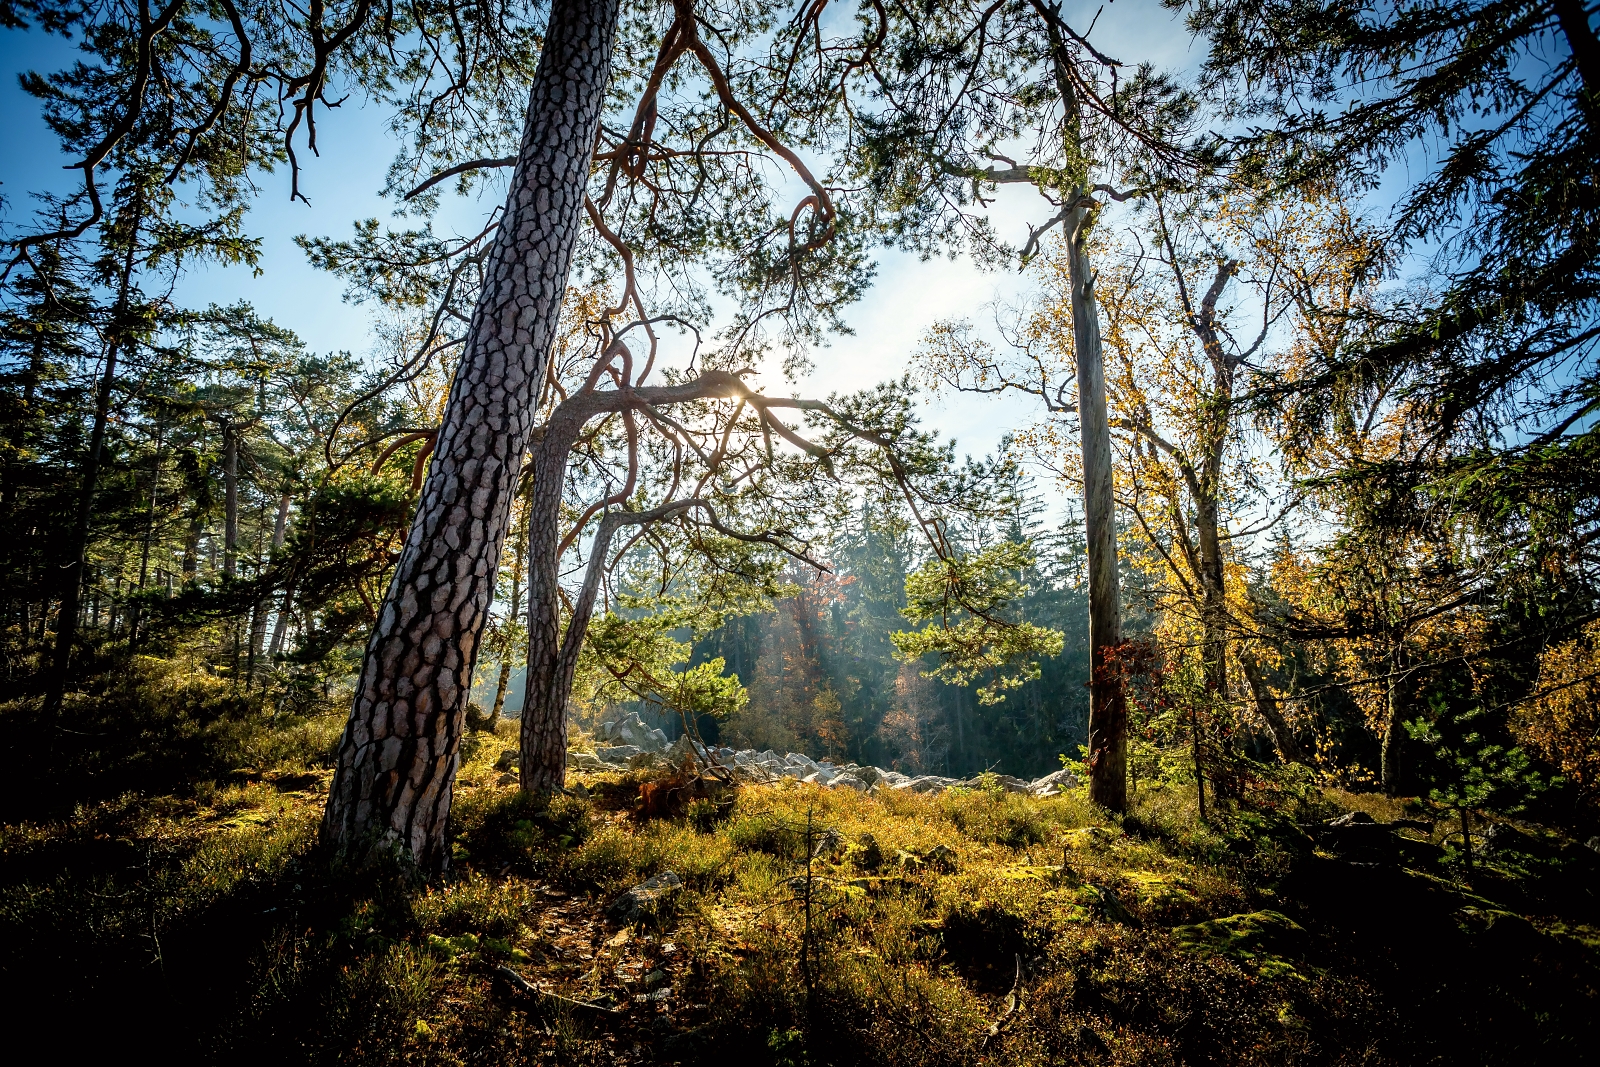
1173,909,1310,979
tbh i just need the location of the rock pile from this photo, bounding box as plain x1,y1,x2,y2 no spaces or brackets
562,734,1079,798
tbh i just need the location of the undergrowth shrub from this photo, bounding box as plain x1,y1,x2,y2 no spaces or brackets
0,653,341,821
450,788,593,872
937,789,1089,848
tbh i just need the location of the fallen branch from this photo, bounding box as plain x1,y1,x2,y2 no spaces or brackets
981,953,1024,1048
494,965,626,1020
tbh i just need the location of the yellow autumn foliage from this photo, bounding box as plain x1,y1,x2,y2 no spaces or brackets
1516,621,1600,796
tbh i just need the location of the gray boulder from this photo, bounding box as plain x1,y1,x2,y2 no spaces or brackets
848,764,883,787
607,870,684,924
1029,767,1079,796
596,744,641,764
599,711,672,753
812,827,846,860
831,773,867,792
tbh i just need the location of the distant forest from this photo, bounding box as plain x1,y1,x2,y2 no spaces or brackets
477,499,1097,780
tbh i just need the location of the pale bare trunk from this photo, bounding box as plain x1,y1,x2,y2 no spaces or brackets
1070,202,1127,812
268,581,294,657
322,0,622,870
489,659,513,724
250,490,291,670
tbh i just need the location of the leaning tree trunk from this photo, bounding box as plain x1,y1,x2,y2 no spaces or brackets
522,498,696,792
321,0,622,871
1069,199,1128,813
1240,656,1308,764
518,399,600,794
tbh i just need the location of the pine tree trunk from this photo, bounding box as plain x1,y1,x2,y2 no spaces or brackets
520,491,705,792
322,0,621,870
129,423,165,647
268,580,294,657
522,511,626,792
1070,200,1128,812
47,195,142,710
519,403,601,794
1553,0,1600,98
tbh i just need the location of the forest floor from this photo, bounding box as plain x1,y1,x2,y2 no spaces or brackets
3,670,1599,1065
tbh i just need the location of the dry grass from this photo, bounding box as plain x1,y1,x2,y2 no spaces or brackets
3,694,1597,1065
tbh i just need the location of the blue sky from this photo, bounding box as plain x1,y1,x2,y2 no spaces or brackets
0,2,1204,491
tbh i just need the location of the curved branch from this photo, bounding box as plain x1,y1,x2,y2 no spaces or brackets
401,154,517,201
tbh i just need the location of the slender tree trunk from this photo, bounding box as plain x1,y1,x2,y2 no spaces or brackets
1196,500,1229,697
489,506,527,726
523,512,626,792
490,659,514,724
268,579,295,657
249,489,291,674
323,0,622,869
222,423,238,581
1070,203,1127,812
181,510,203,582
521,493,703,792
1029,0,1125,810
1381,637,1407,795
954,685,967,772
128,422,165,647
47,196,141,710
